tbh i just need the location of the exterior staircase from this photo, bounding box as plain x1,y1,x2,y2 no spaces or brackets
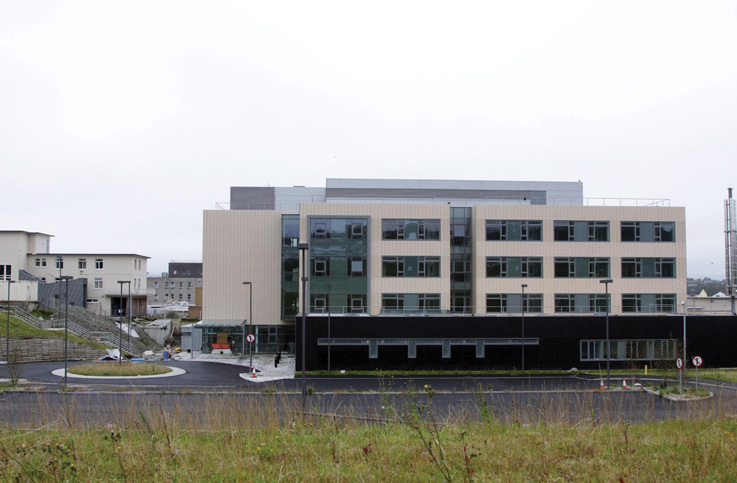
7,304,160,356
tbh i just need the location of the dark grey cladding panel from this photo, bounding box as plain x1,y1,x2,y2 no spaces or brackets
326,188,548,205
168,262,203,278
38,278,87,309
230,187,275,210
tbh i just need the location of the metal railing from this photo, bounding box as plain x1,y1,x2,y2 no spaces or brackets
302,303,687,316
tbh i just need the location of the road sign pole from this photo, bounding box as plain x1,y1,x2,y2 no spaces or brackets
679,368,683,394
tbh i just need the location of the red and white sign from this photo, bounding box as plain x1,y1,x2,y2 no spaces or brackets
246,334,256,343
692,356,703,367
676,357,683,369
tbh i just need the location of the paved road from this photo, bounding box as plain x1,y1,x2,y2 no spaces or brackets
2,361,736,428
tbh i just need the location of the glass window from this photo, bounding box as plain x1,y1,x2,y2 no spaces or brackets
523,294,543,313
554,258,575,278
313,221,327,239
382,257,404,277
521,257,543,277
589,294,609,313
94,278,103,289
382,294,404,313
312,258,329,276
588,258,610,278
486,220,506,241
520,221,542,241
418,256,440,277
282,215,300,247
555,294,574,313
655,222,675,242
655,294,676,312
486,257,507,277
348,258,366,277
621,222,640,242
55,258,63,269
655,258,676,278
486,294,506,313
554,221,574,241
419,294,441,312
95,258,103,269
622,294,641,313
589,222,609,241
621,258,641,278
0,265,11,281
154,281,159,288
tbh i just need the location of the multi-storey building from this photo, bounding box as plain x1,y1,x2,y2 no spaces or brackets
0,230,149,316
147,262,202,305
202,179,689,367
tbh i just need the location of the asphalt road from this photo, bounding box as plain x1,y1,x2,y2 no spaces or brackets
2,361,736,428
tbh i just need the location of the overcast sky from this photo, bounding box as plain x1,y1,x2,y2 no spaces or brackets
2,1,735,278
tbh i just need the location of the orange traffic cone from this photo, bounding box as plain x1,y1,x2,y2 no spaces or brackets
600,377,605,390
251,368,257,378
623,379,628,390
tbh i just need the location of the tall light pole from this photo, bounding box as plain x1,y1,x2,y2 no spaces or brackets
298,242,309,410
682,300,687,373
521,283,527,373
327,283,332,373
6,280,16,364
117,281,130,365
56,276,72,389
56,256,63,309
600,279,613,389
243,282,252,373
127,282,132,351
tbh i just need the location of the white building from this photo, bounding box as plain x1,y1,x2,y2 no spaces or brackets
0,230,150,316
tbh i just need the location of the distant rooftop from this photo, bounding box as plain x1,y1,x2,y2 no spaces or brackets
227,178,585,210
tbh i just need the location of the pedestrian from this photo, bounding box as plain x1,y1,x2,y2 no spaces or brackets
274,354,279,368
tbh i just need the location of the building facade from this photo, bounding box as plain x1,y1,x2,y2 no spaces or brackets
147,262,203,306
202,179,688,361
0,230,149,316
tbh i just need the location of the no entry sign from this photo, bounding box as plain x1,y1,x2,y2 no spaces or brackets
676,357,683,369
246,334,255,343
692,356,703,367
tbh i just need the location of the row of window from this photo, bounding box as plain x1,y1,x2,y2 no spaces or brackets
486,257,676,278
311,257,367,277
485,293,677,313
0,264,10,281
580,339,677,361
486,220,675,242
153,293,193,302
153,281,198,289
305,218,676,243
37,258,105,270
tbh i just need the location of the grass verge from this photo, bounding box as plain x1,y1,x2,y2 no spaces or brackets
4,314,108,350
69,363,171,377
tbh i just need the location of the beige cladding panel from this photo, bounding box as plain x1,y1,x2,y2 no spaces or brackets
473,205,687,314
300,203,451,314
203,210,283,324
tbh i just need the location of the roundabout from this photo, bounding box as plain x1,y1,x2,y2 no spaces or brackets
51,365,186,379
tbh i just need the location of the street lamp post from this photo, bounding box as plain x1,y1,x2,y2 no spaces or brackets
6,280,16,364
127,283,132,351
682,300,687,373
327,283,332,373
56,276,73,389
243,282,253,373
298,242,309,410
600,279,613,389
521,284,527,373
117,281,130,365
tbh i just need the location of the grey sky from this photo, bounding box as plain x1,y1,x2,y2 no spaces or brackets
2,1,735,278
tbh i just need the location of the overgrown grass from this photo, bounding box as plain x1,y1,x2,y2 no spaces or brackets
1,411,736,480
1,385,737,481
584,367,737,384
69,363,171,377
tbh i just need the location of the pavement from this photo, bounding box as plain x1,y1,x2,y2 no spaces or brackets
169,351,296,383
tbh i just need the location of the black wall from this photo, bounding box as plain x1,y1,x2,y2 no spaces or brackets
295,314,737,371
